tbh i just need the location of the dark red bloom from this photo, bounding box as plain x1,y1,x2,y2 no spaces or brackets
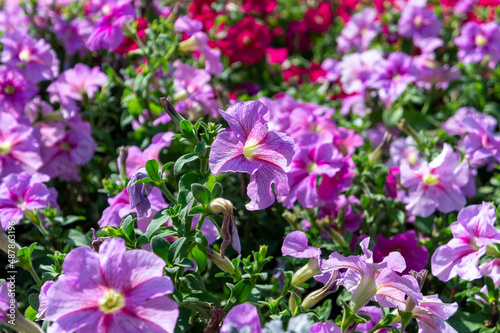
285,20,311,52
188,0,219,31
283,62,325,84
335,0,361,23
304,1,334,32
242,0,277,14
114,18,148,55
216,17,272,64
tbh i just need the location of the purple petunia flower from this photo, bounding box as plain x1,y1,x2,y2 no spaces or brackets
412,295,458,333
455,21,500,67
86,0,136,51
337,8,380,53
281,135,349,209
339,50,383,95
209,101,295,210
373,230,429,275
310,321,342,333
47,64,108,114
400,143,470,218
127,168,154,218
54,17,92,56
0,172,57,229
0,112,42,178
1,32,59,83
0,66,38,117
37,280,54,320
45,237,179,333
319,195,363,233
367,52,420,105
398,2,441,42
431,202,500,282
389,136,421,168
220,303,262,333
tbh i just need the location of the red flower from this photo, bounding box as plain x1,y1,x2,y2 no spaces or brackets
283,62,325,84
285,20,311,52
242,0,277,14
114,18,148,55
304,1,334,32
217,17,272,64
266,47,288,65
188,0,219,31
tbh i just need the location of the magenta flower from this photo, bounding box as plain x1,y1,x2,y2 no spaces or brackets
455,21,500,67
47,64,108,113
0,112,42,178
319,195,363,233
1,32,59,83
98,187,165,228
367,52,420,105
431,202,500,282
0,172,55,229
220,303,262,333
281,136,348,209
412,295,458,333
0,66,38,116
39,121,96,181
397,3,441,42
337,8,380,53
400,144,470,218
287,108,337,140
54,17,92,56
209,101,295,210
339,50,383,95
373,230,429,275
45,238,179,333
322,238,423,314
86,0,136,51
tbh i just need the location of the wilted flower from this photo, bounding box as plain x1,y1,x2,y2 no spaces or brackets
45,238,179,332
207,198,241,257
209,101,295,210
432,202,500,281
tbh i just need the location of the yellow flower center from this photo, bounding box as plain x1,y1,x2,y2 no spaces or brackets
307,162,318,173
98,289,125,314
413,15,423,28
0,141,12,155
4,85,15,95
475,34,487,47
242,36,252,45
60,142,72,152
408,152,418,165
242,140,260,160
422,173,439,186
19,49,31,62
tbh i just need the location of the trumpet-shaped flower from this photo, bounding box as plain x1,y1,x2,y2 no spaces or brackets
412,295,458,333
209,101,295,210
431,202,500,281
45,238,179,333
322,238,423,313
398,3,442,41
455,21,500,67
0,66,38,116
400,143,470,218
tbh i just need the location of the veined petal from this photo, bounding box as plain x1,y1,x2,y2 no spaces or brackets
209,130,259,175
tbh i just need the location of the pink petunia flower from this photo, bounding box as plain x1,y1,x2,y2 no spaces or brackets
431,202,500,281
412,295,458,333
400,143,470,218
209,101,295,210
45,238,179,333
0,66,38,117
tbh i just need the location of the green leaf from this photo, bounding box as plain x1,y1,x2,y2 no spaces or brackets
211,182,223,199
151,236,170,262
132,178,155,185
161,162,174,175
146,209,171,239
383,107,404,128
168,237,190,265
174,153,200,175
191,184,211,207
63,229,90,247
28,293,40,311
178,173,201,205
179,273,207,293
145,159,161,183
231,280,252,305
189,243,207,272
25,306,38,321
189,205,205,215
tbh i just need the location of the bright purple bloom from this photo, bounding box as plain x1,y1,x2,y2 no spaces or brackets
54,17,92,56
209,101,295,210
319,195,363,233
47,64,108,114
398,3,441,42
1,32,59,83
282,230,322,259
332,127,364,156
0,112,42,178
339,50,383,95
412,295,458,333
310,321,342,333
337,8,380,52
455,21,500,67
98,187,165,228
0,172,55,229
45,238,179,333
432,202,500,282
173,61,219,117
322,238,423,313
0,66,38,116
37,280,54,320
373,230,429,275
39,121,96,181
0,4,29,34
86,0,136,51
389,137,421,168
220,303,262,333
281,136,350,209
400,143,470,218
174,16,203,35
367,52,420,105
287,108,337,140
128,168,154,218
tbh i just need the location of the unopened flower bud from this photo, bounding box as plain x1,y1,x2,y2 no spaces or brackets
160,97,185,130
207,247,235,274
127,168,154,218
291,258,321,287
208,198,241,258
302,271,341,309
179,32,208,52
